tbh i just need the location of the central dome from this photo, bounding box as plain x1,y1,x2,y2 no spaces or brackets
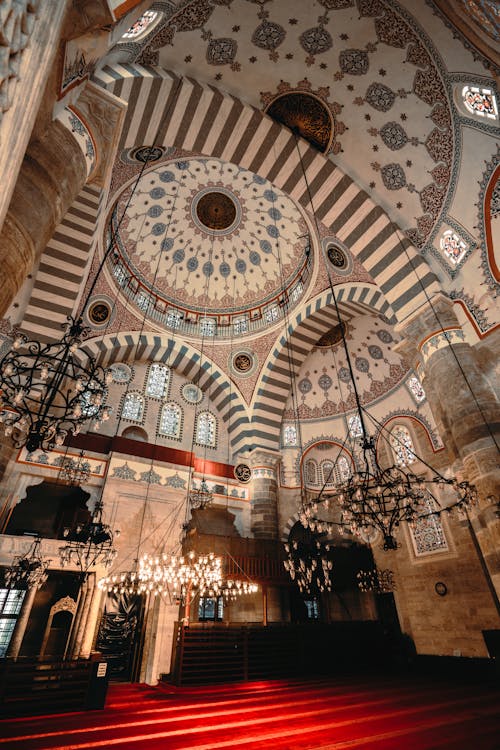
108,157,311,331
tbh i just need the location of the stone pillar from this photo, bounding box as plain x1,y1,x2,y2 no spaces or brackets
248,449,281,540
398,294,500,599
80,578,103,658
6,585,37,659
0,119,87,317
69,574,94,659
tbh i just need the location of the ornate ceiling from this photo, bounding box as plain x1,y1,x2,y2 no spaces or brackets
146,0,455,249
109,156,310,321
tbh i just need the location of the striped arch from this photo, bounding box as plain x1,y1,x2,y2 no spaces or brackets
21,184,104,341
80,331,250,444
281,512,304,543
233,283,393,454
93,64,441,323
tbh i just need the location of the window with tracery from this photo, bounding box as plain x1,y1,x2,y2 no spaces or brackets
462,85,498,119
146,364,170,399
200,318,216,337
406,375,425,403
159,403,181,438
265,306,279,323
122,10,159,39
113,263,127,286
337,455,352,483
440,230,468,266
290,282,303,303
234,317,248,334
390,425,416,466
410,497,448,555
348,414,363,438
322,460,335,485
121,393,144,422
305,459,318,486
283,424,297,446
195,412,216,447
166,310,182,329
136,292,150,312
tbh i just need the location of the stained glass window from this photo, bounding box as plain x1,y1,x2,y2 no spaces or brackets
407,375,425,403
166,310,182,329
348,414,363,437
113,263,127,286
462,85,498,119
440,230,468,266
200,318,216,337
122,10,159,39
195,412,216,446
290,282,303,303
322,460,335,485
265,306,279,323
337,455,352,483
136,292,150,312
283,424,297,446
305,460,318,485
234,317,248,334
159,403,181,438
122,393,144,421
410,498,448,555
390,425,416,466
146,364,170,399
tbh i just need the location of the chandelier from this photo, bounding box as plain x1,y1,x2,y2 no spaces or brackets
60,451,92,485
60,499,119,572
4,536,51,590
288,133,479,555
0,317,111,453
283,536,333,596
139,551,224,601
357,567,396,594
189,479,213,510
98,565,153,597
300,434,478,551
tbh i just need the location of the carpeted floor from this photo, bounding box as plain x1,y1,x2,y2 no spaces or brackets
0,675,499,749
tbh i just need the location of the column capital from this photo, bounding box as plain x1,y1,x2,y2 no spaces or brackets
244,448,281,473
395,292,458,349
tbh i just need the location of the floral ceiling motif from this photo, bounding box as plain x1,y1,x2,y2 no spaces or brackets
141,0,455,247
109,156,310,317
283,314,410,420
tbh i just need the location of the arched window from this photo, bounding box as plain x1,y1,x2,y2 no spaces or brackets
200,318,216,337
195,412,216,447
348,414,363,437
159,403,182,438
337,455,352,483
283,424,297,446
322,460,335,485
121,393,144,422
146,364,170,399
390,425,416,466
462,85,498,119
305,459,318,486
406,375,425,403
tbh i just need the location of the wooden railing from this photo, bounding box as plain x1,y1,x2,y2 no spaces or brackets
0,657,109,717
222,554,288,582
170,621,390,686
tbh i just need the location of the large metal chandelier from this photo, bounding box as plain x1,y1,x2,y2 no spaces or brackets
0,317,111,453
283,536,333,596
4,536,51,590
60,499,118,573
300,435,478,551
139,551,224,601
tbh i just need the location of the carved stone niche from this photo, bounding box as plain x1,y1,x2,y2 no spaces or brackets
40,595,77,659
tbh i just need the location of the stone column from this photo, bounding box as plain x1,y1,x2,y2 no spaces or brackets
248,449,281,540
80,577,104,658
69,574,94,659
398,294,500,598
6,585,37,659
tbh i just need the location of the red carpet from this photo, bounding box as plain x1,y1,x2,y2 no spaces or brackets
0,676,498,749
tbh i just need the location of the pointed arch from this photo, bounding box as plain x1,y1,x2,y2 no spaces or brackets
80,331,250,445
234,283,394,454
94,64,441,323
